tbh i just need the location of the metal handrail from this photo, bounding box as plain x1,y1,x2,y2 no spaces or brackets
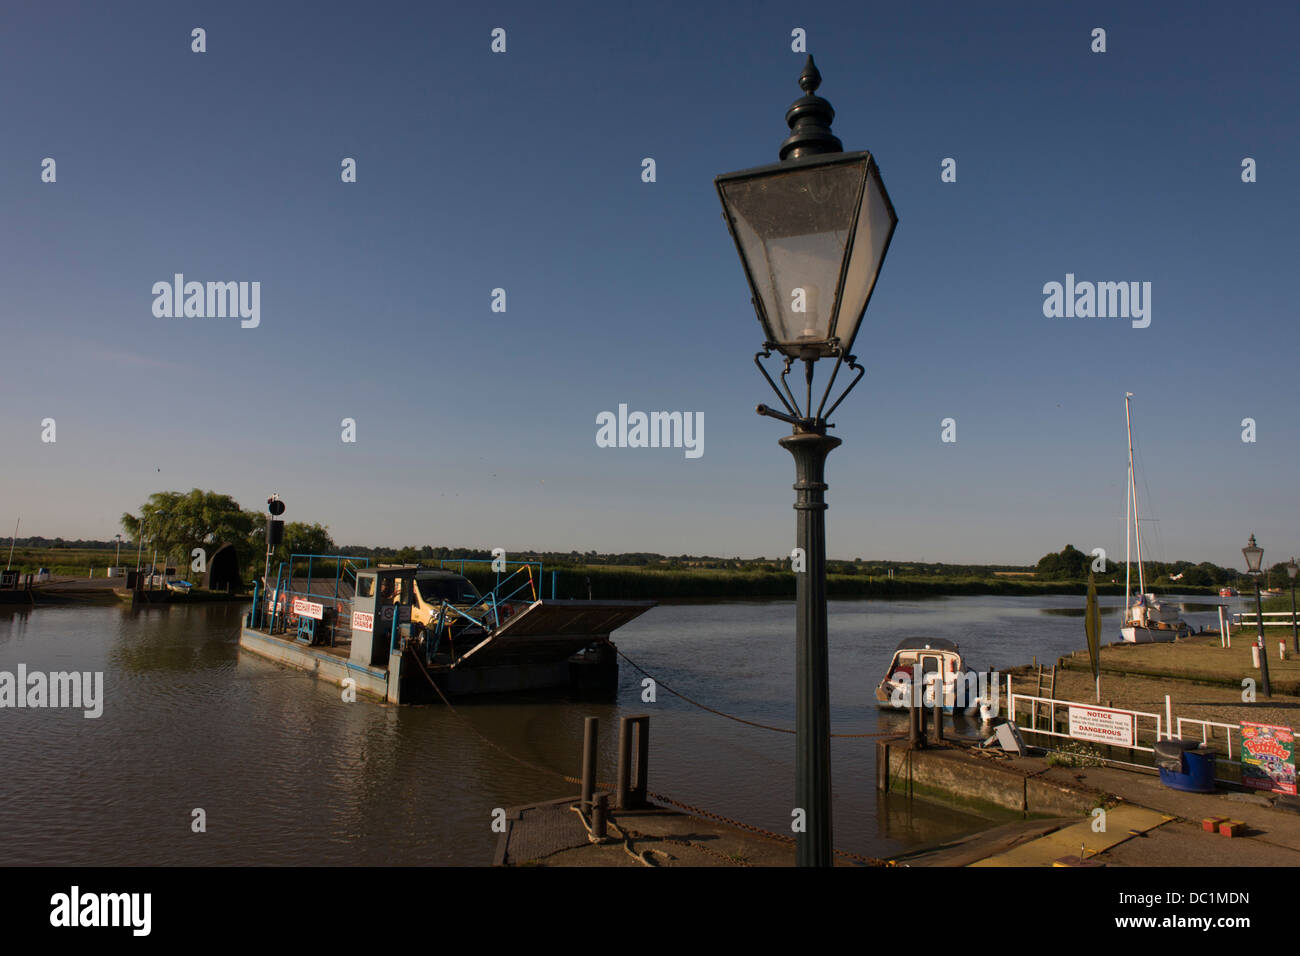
1008,692,1164,756
1235,611,1299,626
1175,717,1241,763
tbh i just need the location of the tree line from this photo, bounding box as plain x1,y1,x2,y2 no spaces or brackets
22,494,1287,589
1034,543,1288,588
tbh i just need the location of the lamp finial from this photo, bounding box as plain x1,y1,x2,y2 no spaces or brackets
779,55,843,161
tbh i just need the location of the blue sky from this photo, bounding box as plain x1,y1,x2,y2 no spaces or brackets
1,0,1297,567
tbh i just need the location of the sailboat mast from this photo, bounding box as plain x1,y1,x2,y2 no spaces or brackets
1125,393,1146,595
1125,455,1132,614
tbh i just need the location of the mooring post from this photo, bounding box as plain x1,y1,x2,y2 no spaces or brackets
616,714,650,809
616,716,633,809
581,716,598,813
931,687,944,744
635,715,649,806
592,793,608,840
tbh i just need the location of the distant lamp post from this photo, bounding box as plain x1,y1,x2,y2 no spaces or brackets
1243,534,1271,698
114,534,121,568
1288,557,1298,654
715,55,898,868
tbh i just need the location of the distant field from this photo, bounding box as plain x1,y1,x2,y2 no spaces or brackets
3,547,1224,599
2,547,128,577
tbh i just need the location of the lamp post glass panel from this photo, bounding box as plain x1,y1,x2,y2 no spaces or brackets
715,56,897,867
1243,534,1270,697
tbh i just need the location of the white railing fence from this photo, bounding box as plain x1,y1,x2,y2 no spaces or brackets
1235,611,1300,627
1007,692,1163,767
1175,717,1241,766
1003,686,1248,781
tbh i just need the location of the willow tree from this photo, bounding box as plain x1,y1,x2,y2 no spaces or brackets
121,490,260,573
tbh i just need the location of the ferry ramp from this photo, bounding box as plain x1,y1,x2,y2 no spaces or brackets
454,600,655,667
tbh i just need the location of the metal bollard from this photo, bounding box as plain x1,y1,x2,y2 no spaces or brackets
616,715,650,809
592,793,608,840
908,696,921,747
581,716,598,813
616,718,632,809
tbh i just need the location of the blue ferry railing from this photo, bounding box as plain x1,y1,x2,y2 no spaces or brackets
258,554,370,645
439,559,542,610
419,560,546,664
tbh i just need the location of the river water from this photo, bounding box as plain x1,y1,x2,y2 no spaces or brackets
0,593,1239,865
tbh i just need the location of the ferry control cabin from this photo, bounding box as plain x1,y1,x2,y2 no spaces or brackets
239,557,655,703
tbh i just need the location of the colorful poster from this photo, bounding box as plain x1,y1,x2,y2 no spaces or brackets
1239,722,1296,795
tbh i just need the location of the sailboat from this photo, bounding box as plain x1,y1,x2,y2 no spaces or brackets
1120,393,1191,643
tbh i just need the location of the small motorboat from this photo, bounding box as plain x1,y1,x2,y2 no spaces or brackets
166,579,195,595
1219,587,1238,598
875,637,983,715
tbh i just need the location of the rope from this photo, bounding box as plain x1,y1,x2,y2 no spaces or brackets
569,804,670,867
406,649,886,866
613,647,895,738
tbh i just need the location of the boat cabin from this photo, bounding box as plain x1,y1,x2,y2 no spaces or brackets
351,566,480,666
884,637,967,685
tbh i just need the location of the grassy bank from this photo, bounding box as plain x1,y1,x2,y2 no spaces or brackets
2,547,130,577
469,567,1219,601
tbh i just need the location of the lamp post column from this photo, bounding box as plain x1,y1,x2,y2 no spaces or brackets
1289,564,1298,654
780,428,840,868
1255,575,1271,698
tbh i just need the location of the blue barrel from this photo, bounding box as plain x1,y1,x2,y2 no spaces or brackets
1155,738,1216,793
1182,748,1217,792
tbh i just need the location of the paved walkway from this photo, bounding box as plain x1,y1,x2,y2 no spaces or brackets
495,797,842,867
904,747,1300,867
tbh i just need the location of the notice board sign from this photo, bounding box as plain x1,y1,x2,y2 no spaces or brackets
292,596,324,620
1068,705,1136,747
1240,722,1296,795
351,611,374,632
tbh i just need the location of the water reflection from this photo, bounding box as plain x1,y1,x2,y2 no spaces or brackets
0,593,1230,865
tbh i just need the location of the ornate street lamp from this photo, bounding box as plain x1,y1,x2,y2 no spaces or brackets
715,55,898,867
1288,557,1298,653
1243,534,1271,698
